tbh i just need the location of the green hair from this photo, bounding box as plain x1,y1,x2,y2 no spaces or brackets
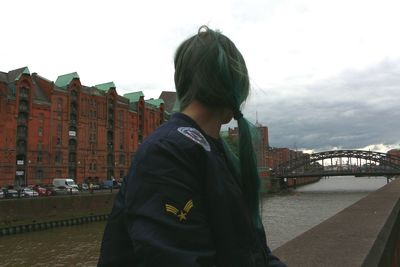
174,26,262,228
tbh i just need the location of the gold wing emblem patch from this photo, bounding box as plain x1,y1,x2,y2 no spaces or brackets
165,199,194,221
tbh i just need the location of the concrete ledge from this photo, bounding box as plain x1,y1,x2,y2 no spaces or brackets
273,178,400,267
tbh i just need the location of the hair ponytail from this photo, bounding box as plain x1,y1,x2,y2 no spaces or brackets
235,116,262,228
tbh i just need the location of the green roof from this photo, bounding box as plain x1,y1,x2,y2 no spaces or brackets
95,82,116,92
15,67,30,81
145,98,164,107
55,72,79,89
123,91,144,103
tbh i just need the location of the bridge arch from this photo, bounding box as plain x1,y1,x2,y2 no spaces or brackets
274,150,400,178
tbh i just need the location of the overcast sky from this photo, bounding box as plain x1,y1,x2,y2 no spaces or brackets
1,0,399,152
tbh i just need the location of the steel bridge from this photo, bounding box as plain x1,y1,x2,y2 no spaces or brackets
273,150,400,179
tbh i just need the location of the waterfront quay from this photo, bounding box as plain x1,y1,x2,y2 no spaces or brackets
0,190,116,237
0,176,398,266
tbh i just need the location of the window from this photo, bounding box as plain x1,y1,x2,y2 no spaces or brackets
20,87,29,96
17,125,27,136
17,140,26,151
55,151,62,164
69,152,76,163
37,152,43,163
38,127,43,136
19,101,28,111
107,154,114,165
69,139,77,150
57,98,63,111
38,113,44,124
36,169,44,180
91,144,96,155
119,154,125,165
119,111,124,127
37,141,43,151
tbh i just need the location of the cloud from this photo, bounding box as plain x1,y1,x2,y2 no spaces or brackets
247,59,400,151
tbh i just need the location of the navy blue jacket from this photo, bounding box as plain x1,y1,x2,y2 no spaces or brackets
98,113,285,267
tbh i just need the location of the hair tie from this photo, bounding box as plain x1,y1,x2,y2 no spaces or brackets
233,109,243,120
198,25,209,35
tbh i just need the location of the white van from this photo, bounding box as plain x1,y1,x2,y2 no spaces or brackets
53,178,79,190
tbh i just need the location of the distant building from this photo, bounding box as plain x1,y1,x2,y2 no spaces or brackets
159,91,179,114
0,67,165,186
265,147,304,170
388,149,400,166
227,123,269,168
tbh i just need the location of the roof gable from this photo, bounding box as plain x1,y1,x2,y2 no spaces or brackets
55,72,79,89
123,91,144,103
95,82,116,92
145,98,164,107
5,67,30,82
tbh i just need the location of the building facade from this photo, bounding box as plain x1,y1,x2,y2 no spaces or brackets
0,67,165,187
388,149,400,166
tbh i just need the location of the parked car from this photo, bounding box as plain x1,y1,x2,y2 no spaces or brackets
100,180,113,189
79,183,89,191
91,184,100,190
53,178,79,190
43,185,57,196
4,188,19,198
29,185,48,196
0,190,4,199
21,187,39,197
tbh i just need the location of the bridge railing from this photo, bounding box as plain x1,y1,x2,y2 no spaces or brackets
274,168,400,178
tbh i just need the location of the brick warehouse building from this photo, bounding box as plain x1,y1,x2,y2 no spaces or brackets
0,67,165,187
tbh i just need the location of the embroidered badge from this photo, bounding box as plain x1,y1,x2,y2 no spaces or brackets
177,127,211,152
165,199,194,222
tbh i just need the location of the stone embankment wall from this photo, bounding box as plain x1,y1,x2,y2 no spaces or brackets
261,176,321,193
285,176,321,188
273,177,400,267
0,192,116,236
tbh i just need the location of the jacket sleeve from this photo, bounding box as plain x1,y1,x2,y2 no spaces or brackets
123,140,215,267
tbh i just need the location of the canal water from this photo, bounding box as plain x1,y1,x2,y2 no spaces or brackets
0,176,388,266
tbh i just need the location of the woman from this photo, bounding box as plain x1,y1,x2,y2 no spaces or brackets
98,26,285,267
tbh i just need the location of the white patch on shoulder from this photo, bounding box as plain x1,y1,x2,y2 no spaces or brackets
177,127,211,152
